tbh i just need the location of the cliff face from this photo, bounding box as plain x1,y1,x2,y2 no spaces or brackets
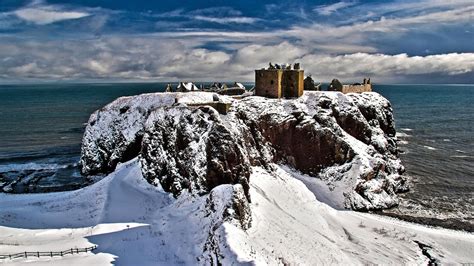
80,91,407,211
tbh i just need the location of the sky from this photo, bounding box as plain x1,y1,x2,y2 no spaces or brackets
0,0,473,83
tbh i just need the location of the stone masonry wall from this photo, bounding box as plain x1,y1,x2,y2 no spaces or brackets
341,84,372,93
255,69,282,98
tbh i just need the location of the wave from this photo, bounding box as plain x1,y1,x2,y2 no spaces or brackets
0,162,78,173
422,145,437,151
0,145,80,163
396,132,411,138
400,128,413,131
450,155,472,158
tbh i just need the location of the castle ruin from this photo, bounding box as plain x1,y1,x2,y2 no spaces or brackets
328,78,372,93
255,63,304,98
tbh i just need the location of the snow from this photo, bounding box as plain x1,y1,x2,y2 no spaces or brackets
224,165,474,264
80,91,230,175
10,90,470,264
1,159,473,265
235,82,245,89
177,82,199,92
0,159,243,265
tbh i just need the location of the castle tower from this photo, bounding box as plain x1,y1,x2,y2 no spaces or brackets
255,63,304,98
255,69,283,98
282,70,304,98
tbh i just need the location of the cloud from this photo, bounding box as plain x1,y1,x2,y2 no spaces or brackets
300,52,474,82
0,0,473,83
193,15,259,24
314,1,357,16
0,37,472,83
146,0,473,55
280,4,474,54
188,7,243,17
14,6,90,25
154,6,259,25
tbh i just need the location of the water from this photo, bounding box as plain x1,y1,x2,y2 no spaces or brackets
374,85,474,230
0,83,472,229
0,83,168,192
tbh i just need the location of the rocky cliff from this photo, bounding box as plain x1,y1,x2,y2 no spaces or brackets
80,91,407,212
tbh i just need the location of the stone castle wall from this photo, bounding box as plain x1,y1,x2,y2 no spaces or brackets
341,84,372,93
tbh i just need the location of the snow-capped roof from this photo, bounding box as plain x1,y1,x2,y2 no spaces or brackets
177,82,199,91
235,82,245,89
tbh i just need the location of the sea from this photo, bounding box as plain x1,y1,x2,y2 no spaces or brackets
0,83,472,230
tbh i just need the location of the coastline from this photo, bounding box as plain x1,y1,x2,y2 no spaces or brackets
376,210,474,233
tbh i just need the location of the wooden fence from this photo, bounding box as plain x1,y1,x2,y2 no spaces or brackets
0,245,97,260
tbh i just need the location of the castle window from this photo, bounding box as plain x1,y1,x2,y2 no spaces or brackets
270,80,274,85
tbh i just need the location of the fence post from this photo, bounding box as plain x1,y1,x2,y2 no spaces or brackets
24,252,27,258
50,251,53,257
60,251,63,256
37,252,39,257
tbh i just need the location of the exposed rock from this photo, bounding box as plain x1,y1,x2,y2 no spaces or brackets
80,92,222,175
80,91,408,211
201,184,252,264
140,106,252,200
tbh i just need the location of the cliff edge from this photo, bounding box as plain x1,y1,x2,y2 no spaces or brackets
80,91,407,211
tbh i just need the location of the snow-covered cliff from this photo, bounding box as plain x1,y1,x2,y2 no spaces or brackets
80,91,407,211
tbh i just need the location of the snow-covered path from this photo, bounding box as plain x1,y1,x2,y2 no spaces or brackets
0,159,473,265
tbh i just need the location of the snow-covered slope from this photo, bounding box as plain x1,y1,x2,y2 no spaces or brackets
1,159,472,265
0,159,249,265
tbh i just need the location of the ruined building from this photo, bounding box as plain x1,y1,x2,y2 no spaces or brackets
304,75,320,91
255,63,304,98
328,78,372,93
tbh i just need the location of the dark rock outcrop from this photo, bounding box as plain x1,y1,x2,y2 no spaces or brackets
140,106,251,200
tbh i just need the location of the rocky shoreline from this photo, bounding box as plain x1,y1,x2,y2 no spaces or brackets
376,208,474,233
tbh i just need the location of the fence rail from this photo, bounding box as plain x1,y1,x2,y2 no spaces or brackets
0,245,97,260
